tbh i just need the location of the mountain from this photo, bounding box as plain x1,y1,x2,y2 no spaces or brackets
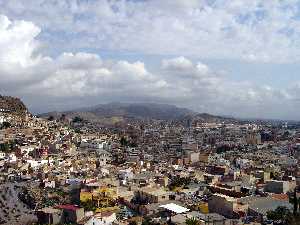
178,113,236,126
39,102,234,125
84,102,195,120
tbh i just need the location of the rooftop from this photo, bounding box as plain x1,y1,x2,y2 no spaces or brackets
159,203,190,214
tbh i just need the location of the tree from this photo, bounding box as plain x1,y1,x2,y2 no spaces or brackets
0,142,10,152
293,188,298,215
169,177,191,191
1,121,11,129
120,136,128,147
216,145,232,154
72,116,83,123
74,128,82,134
60,114,66,121
142,218,159,225
48,116,55,121
267,206,292,223
80,199,96,211
186,217,200,225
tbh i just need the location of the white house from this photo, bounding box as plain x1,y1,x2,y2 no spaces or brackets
20,145,36,157
97,150,111,166
81,139,109,151
84,212,116,225
0,115,5,124
0,151,5,160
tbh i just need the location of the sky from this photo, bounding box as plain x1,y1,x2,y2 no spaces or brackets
1,0,300,119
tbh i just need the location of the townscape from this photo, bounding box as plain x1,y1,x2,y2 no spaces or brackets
0,95,300,225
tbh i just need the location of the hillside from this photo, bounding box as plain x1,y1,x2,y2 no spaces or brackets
39,102,234,125
178,113,236,126
86,102,195,120
0,95,27,116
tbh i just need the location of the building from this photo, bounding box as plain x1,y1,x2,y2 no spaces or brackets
134,187,172,204
208,194,239,219
36,207,63,225
81,212,116,225
54,205,84,224
264,180,290,194
248,197,293,222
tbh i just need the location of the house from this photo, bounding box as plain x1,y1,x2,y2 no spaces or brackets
82,212,117,225
0,151,5,160
36,207,63,225
134,187,172,204
54,205,84,224
96,150,111,166
132,172,154,187
264,180,291,194
208,193,240,219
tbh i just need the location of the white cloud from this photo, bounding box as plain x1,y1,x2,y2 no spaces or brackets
1,14,300,119
162,57,194,71
0,14,41,67
1,0,300,62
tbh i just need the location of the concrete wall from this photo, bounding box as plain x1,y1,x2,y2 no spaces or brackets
208,194,236,219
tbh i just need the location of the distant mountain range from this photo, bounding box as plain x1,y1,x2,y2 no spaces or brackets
39,102,235,125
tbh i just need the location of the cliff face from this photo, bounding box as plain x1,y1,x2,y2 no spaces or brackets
0,95,27,115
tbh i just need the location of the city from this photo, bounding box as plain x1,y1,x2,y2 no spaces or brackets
0,96,299,224
1,0,300,225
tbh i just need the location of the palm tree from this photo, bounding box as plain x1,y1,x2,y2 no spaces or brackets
186,217,199,225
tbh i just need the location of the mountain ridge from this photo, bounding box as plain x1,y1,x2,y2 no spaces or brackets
38,102,235,125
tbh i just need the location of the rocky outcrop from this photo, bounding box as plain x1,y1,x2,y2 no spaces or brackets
0,183,37,225
0,96,27,116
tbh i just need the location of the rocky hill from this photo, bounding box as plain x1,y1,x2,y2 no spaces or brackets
0,183,36,225
0,95,27,116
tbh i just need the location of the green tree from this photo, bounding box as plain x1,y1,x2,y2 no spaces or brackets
267,206,292,223
186,217,200,225
142,218,159,225
80,199,96,211
0,142,10,152
72,116,83,123
120,136,128,146
168,177,191,191
2,121,11,129
48,116,55,121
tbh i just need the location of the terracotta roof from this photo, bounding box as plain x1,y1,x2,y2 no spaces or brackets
270,193,289,201
55,204,80,211
95,211,114,217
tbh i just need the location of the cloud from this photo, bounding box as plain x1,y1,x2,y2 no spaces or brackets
0,14,53,88
1,0,300,62
162,57,194,71
0,14,300,119
0,14,41,67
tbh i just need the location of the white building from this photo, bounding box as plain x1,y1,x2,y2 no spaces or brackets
81,139,109,150
84,212,116,225
97,150,111,166
0,115,5,124
0,151,5,160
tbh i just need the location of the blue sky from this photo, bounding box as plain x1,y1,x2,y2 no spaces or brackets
1,0,300,119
